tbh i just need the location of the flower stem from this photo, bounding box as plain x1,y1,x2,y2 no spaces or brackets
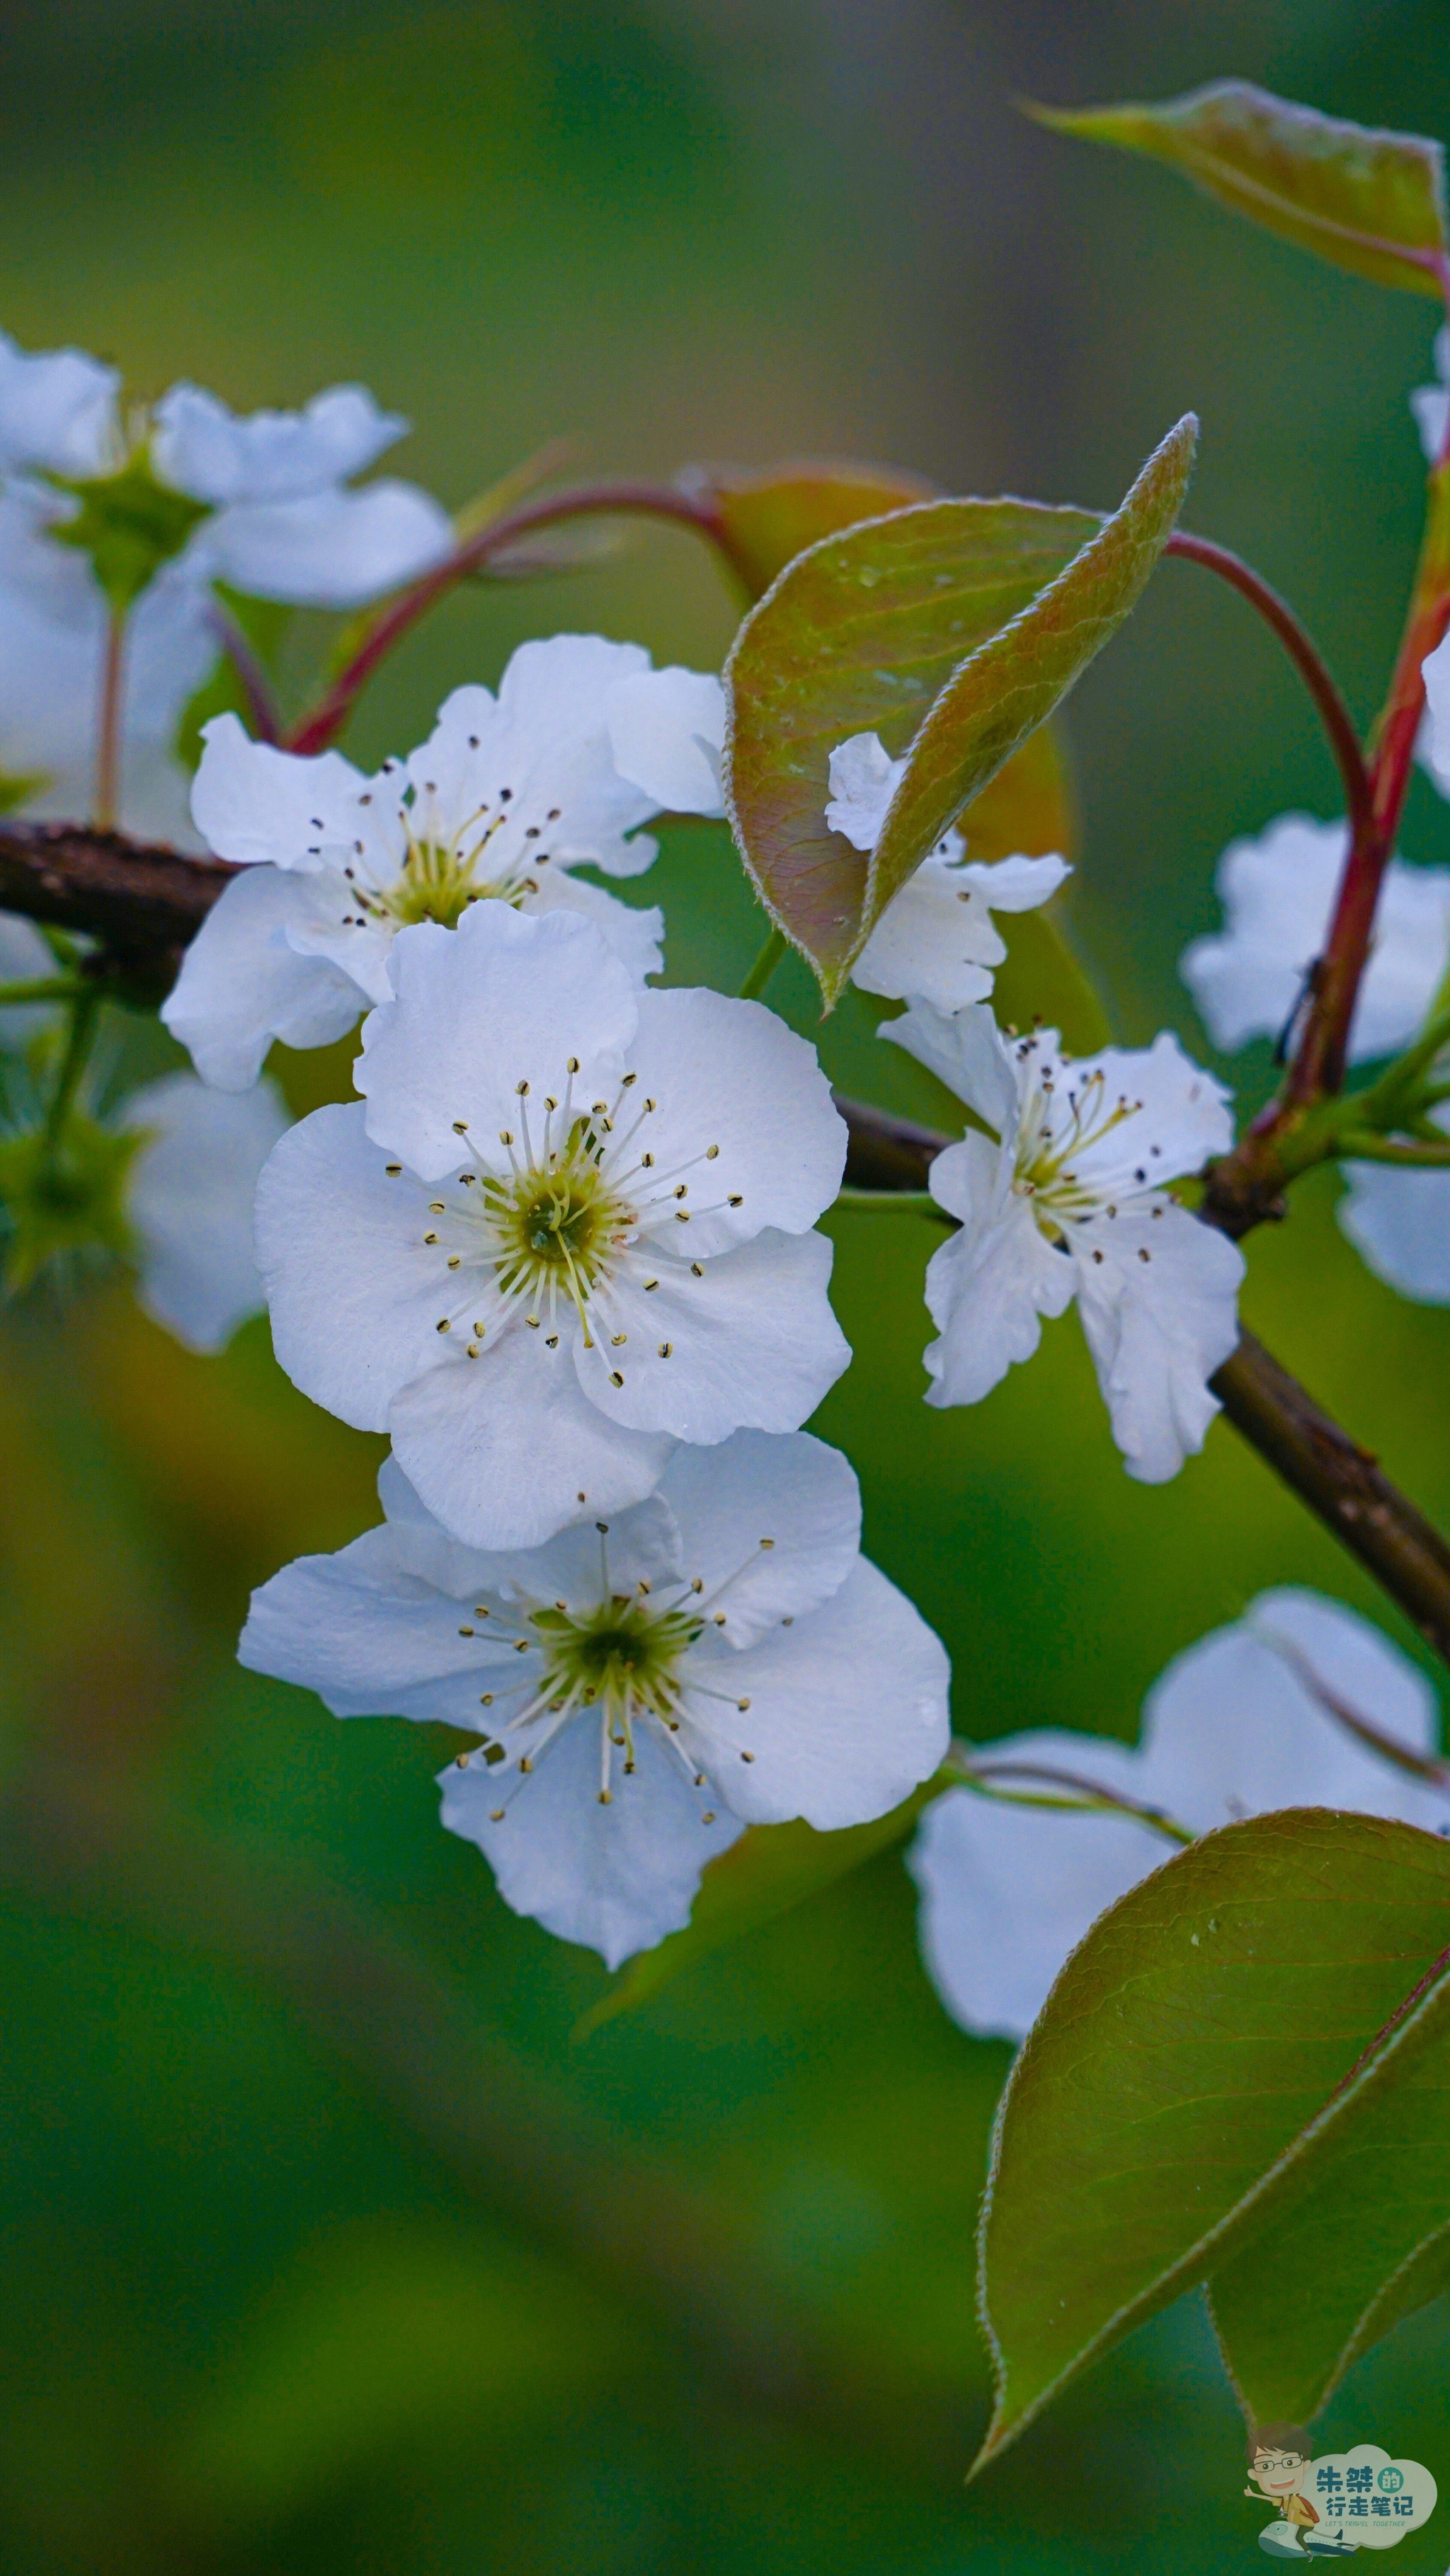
287,481,729,756
92,607,127,832
206,602,282,745
42,985,100,1165
738,926,787,1000
1165,532,1372,837
832,1185,942,1215
951,1750,1194,1848
0,976,89,1007
1287,457,1450,1105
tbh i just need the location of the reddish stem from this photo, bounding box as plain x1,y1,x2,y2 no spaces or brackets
1285,481,1450,1103
287,483,727,756
1165,532,1372,838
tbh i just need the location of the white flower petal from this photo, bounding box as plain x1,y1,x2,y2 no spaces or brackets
604,665,726,815
190,713,394,874
920,1137,1074,1406
618,985,846,1255
120,1072,287,1352
1071,1199,1244,1483
957,853,1072,910
1410,326,1450,467
1139,1589,1445,1832
655,1429,860,1645
0,331,119,476
683,1557,949,1826
388,1320,675,1552
161,864,367,1090
824,732,901,852
518,869,663,984
575,1227,850,1444
202,481,452,609
439,1717,742,1970
402,651,661,888
1062,1031,1235,1194
240,1523,525,1725
375,1450,683,1607
1338,1138,1450,1306
910,1746,1165,2044
852,858,1003,1009
883,997,1020,1138
355,903,637,1181
255,1100,467,1431
154,382,409,505
1181,812,1450,1064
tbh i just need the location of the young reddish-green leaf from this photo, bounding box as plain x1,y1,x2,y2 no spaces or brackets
695,460,937,602
867,418,1195,952
974,1812,1450,2473
725,496,1100,999
575,1778,946,2039
1034,82,1447,299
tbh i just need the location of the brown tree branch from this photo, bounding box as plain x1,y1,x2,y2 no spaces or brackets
0,821,236,1003
835,1096,1450,1667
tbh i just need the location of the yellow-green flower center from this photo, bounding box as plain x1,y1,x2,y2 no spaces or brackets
530,1596,702,1722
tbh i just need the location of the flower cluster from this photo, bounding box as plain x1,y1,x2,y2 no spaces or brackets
0,328,452,839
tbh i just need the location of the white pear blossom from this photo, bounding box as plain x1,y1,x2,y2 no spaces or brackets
240,1432,951,1967
0,331,452,838
1338,1104,1450,1304
1419,626,1450,803
118,1072,287,1351
255,901,850,1550
1180,813,1450,1063
913,1588,1449,2044
163,637,723,1089
824,732,1071,1012
884,1000,1244,1482
1411,323,1450,466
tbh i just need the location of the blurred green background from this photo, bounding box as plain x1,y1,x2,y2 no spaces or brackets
2,1,1450,2568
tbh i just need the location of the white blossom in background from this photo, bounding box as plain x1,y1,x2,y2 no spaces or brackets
240,1432,951,1966
1338,1106,1450,1305
884,1000,1243,1482
1411,323,1450,466
256,901,850,1551
913,1588,1449,2044
0,330,452,840
1419,625,1450,803
164,638,724,1089
1180,813,1450,1063
825,731,1071,1012
118,1072,287,1351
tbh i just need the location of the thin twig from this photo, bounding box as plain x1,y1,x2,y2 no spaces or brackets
287,481,728,756
834,1094,1450,1670
1165,533,1372,837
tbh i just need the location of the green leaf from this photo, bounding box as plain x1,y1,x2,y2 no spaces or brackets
1033,82,1447,299
724,493,1101,1001
576,1775,946,2039
974,1811,1450,2471
698,459,939,602
867,418,1196,961
50,450,211,615
1207,1978,1450,2423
